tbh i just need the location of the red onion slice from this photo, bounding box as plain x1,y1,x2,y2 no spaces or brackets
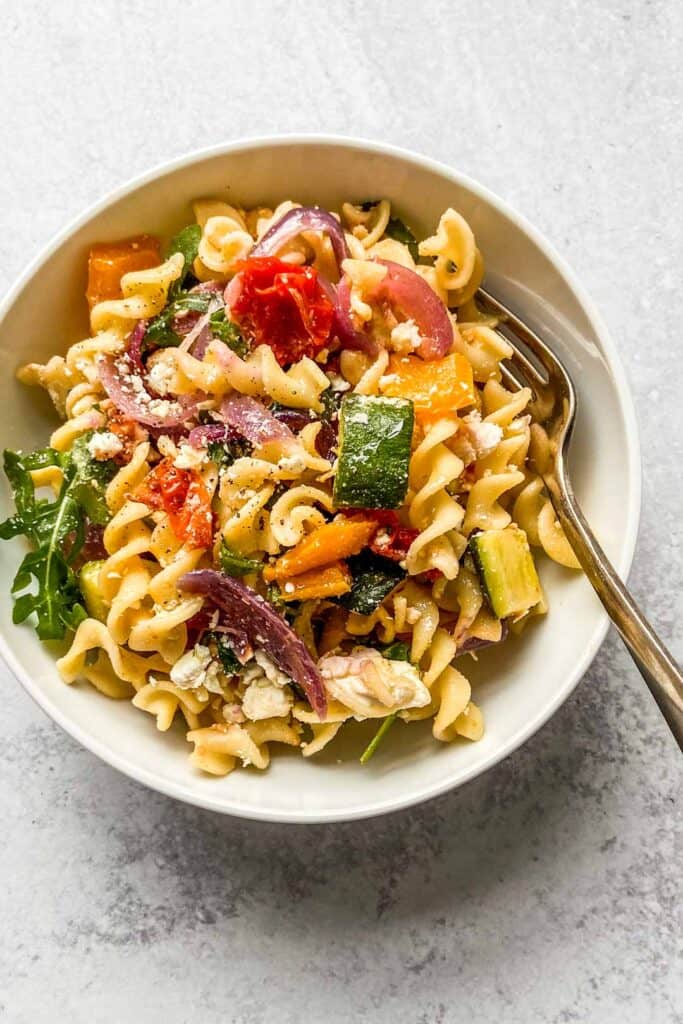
334,276,380,356
187,423,240,449
99,355,203,429
179,569,327,717
372,259,454,360
125,320,148,375
251,206,350,271
220,394,295,447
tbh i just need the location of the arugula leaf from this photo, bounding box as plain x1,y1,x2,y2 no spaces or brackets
0,434,118,640
208,308,248,357
385,217,419,262
204,631,241,675
219,542,263,578
166,223,202,300
360,714,397,764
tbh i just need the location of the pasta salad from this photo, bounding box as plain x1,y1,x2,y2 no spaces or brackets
1,198,579,775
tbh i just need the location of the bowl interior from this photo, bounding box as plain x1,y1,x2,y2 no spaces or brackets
0,139,639,822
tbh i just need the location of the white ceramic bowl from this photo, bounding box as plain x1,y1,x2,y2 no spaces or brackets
0,136,640,823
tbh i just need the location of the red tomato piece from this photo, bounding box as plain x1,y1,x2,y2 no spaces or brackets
136,458,213,550
229,256,335,366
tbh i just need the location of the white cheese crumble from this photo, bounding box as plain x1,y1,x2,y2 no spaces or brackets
327,372,351,393
318,647,430,719
87,431,123,460
389,319,422,354
463,411,503,456
277,453,307,474
174,443,206,471
170,644,224,695
241,679,293,721
147,359,174,396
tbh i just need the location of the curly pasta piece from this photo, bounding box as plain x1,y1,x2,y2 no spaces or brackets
186,719,300,775
269,485,335,548
49,408,105,451
419,208,477,292
406,418,467,579
341,200,391,248
155,341,329,412
89,253,183,336
453,324,513,384
193,200,253,278
132,679,208,732
57,618,167,693
537,502,580,568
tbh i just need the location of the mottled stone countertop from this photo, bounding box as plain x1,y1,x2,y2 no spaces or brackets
0,2,681,1022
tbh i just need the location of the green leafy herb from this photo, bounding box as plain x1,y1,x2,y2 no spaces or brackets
384,217,419,262
204,631,241,675
69,434,118,525
208,308,248,357
219,542,262,578
340,552,406,616
0,434,118,640
145,293,212,350
166,223,202,299
381,640,410,662
207,437,252,469
360,713,397,764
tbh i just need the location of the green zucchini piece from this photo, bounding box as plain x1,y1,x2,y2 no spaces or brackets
79,560,109,622
340,552,405,616
470,527,542,619
333,394,414,509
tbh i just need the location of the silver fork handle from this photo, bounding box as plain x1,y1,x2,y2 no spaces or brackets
545,471,683,750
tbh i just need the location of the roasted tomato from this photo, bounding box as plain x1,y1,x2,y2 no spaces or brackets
106,409,148,464
228,256,335,365
135,458,213,550
86,235,161,310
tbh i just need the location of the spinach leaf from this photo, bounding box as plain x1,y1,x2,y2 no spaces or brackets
384,217,419,262
208,308,248,357
207,436,252,469
145,292,212,350
340,552,405,616
219,542,263,578
381,640,410,662
166,223,202,300
204,631,241,675
0,435,118,640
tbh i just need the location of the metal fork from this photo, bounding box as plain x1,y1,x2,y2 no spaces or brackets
477,286,683,750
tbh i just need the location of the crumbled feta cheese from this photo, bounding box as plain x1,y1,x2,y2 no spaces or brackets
277,453,307,474
327,372,351,393
170,644,224,695
241,679,293,721
174,443,206,471
389,319,422,353
318,647,430,719
147,359,174,396
463,411,503,456
87,431,123,460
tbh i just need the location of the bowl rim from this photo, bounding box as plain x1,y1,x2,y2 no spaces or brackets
0,134,642,823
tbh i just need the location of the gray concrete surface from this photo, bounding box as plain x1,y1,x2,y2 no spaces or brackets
0,1,681,1022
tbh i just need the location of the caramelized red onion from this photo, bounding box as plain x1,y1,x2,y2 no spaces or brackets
220,394,295,447
98,355,203,429
251,206,350,271
179,569,327,717
371,259,453,359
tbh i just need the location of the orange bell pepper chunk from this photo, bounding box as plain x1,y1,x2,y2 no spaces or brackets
380,352,476,423
264,517,376,581
278,561,352,602
86,235,161,309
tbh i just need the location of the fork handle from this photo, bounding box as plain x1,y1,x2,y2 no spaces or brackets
544,473,683,750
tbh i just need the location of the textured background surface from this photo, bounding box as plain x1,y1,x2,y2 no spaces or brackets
0,2,681,1022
